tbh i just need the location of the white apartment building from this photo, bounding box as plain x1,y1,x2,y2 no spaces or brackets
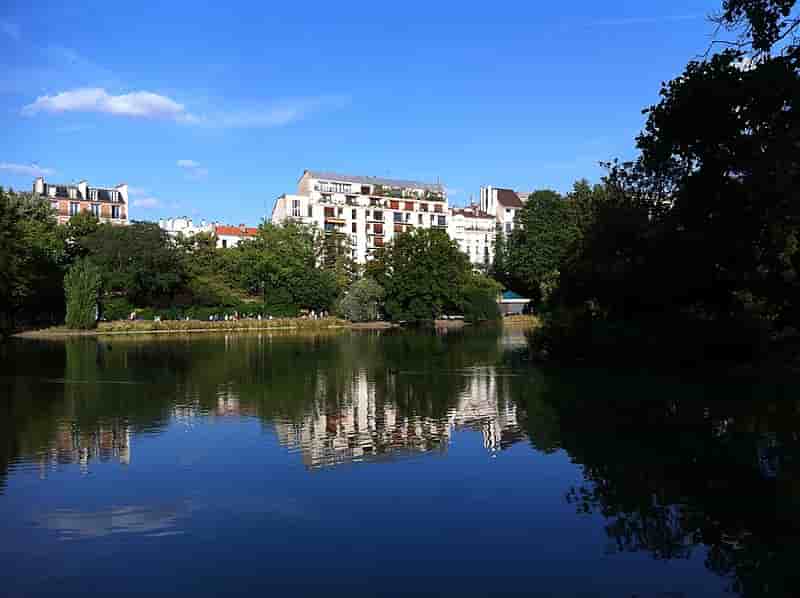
480,185,530,234
158,217,213,238
213,224,258,249
448,205,496,267
33,176,129,225
272,170,450,264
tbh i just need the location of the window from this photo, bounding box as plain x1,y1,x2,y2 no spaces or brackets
418,214,423,224
438,216,446,227
112,205,120,219
222,239,228,248
373,211,383,221
393,212,402,222
337,207,343,216
68,188,76,199
404,202,414,211
430,215,435,224
352,222,357,233
389,200,399,210
69,202,79,216
361,185,370,195
292,199,301,218
420,203,428,212
505,222,512,233
89,189,98,201
324,207,335,217
307,204,313,218
404,212,410,222
352,209,357,219
91,204,100,217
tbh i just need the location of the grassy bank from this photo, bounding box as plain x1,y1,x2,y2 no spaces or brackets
16,317,346,338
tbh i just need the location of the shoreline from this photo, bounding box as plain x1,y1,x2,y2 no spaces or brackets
12,315,539,339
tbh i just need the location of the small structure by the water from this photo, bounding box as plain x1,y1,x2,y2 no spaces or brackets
498,290,530,316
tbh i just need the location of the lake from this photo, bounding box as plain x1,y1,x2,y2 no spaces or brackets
1,328,798,597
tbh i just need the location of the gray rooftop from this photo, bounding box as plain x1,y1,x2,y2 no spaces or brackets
304,170,444,192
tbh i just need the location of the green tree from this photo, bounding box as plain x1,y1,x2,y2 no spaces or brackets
64,259,101,329
368,228,472,321
81,222,186,306
337,277,385,322
505,189,579,305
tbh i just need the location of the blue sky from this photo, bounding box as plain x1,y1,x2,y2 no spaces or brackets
2,0,721,224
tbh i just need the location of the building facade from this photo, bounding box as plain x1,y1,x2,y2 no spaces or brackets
158,217,213,238
448,204,496,268
272,170,449,264
33,176,129,225
480,185,530,234
213,224,258,248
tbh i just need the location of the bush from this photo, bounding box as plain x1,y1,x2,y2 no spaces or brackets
101,297,134,321
337,277,385,322
64,259,102,329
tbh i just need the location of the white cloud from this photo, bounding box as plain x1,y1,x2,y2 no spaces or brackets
0,162,55,177
0,20,21,40
177,160,208,179
22,87,186,119
128,186,148,197
132,197,161,209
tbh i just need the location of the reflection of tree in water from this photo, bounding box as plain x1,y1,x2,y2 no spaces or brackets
512,368,800,597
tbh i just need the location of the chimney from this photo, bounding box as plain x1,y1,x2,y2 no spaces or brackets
77,180,88,200
33,176,45,195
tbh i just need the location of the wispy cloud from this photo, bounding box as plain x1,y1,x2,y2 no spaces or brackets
22,87,186,119
21,87,348,129
0,20,21,41
177,159,208,179
586,14,700,27
186,96,350,129
0,162,55,177
132,196,161,209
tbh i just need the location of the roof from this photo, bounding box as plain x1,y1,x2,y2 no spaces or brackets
495,188,524,208
451,206,495,220
214,225,258,237
303,170,444,192
502,290,529,301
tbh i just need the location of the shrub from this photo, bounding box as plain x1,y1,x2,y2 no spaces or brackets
64,259,102,329
337,277,385,322
101,297,134,321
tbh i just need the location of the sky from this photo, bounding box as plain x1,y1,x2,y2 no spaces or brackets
1,0,722,225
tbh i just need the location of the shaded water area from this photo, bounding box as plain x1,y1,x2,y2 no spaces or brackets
1,328,799,597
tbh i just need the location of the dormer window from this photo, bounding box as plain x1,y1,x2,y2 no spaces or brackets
89,189,98,201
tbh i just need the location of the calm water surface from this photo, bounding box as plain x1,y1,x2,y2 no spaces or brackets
1,328,798,597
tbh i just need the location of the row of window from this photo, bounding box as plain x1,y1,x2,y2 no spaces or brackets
68,202,122,218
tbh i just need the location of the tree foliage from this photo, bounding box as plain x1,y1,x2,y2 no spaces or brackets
367,228,473,321
81,222,186,306
64,259,101,329
337,277,385,322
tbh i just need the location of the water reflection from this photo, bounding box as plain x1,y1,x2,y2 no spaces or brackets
38,503,187,540
1,331,800,596
274,366,525,469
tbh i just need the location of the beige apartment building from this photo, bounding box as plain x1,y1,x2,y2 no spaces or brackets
479,185,530,234
33,176,129,225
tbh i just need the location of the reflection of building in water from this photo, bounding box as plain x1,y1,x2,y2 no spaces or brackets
275,367,525,470
40,420,132,475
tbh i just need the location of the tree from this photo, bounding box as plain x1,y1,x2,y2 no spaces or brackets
81,222,186,306
62,211,99,261
0,189,65,332
337,277,385,322
64,259,101,329
368,228,472,321
235,221,338,313
505,189,579,305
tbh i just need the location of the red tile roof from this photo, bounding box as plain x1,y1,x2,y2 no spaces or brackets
214,224,258,237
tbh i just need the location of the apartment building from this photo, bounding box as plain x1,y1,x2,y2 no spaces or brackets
448,204,496,267
158,217,213,238
480,185,530,234
33,176,129,225
272,170,449,263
